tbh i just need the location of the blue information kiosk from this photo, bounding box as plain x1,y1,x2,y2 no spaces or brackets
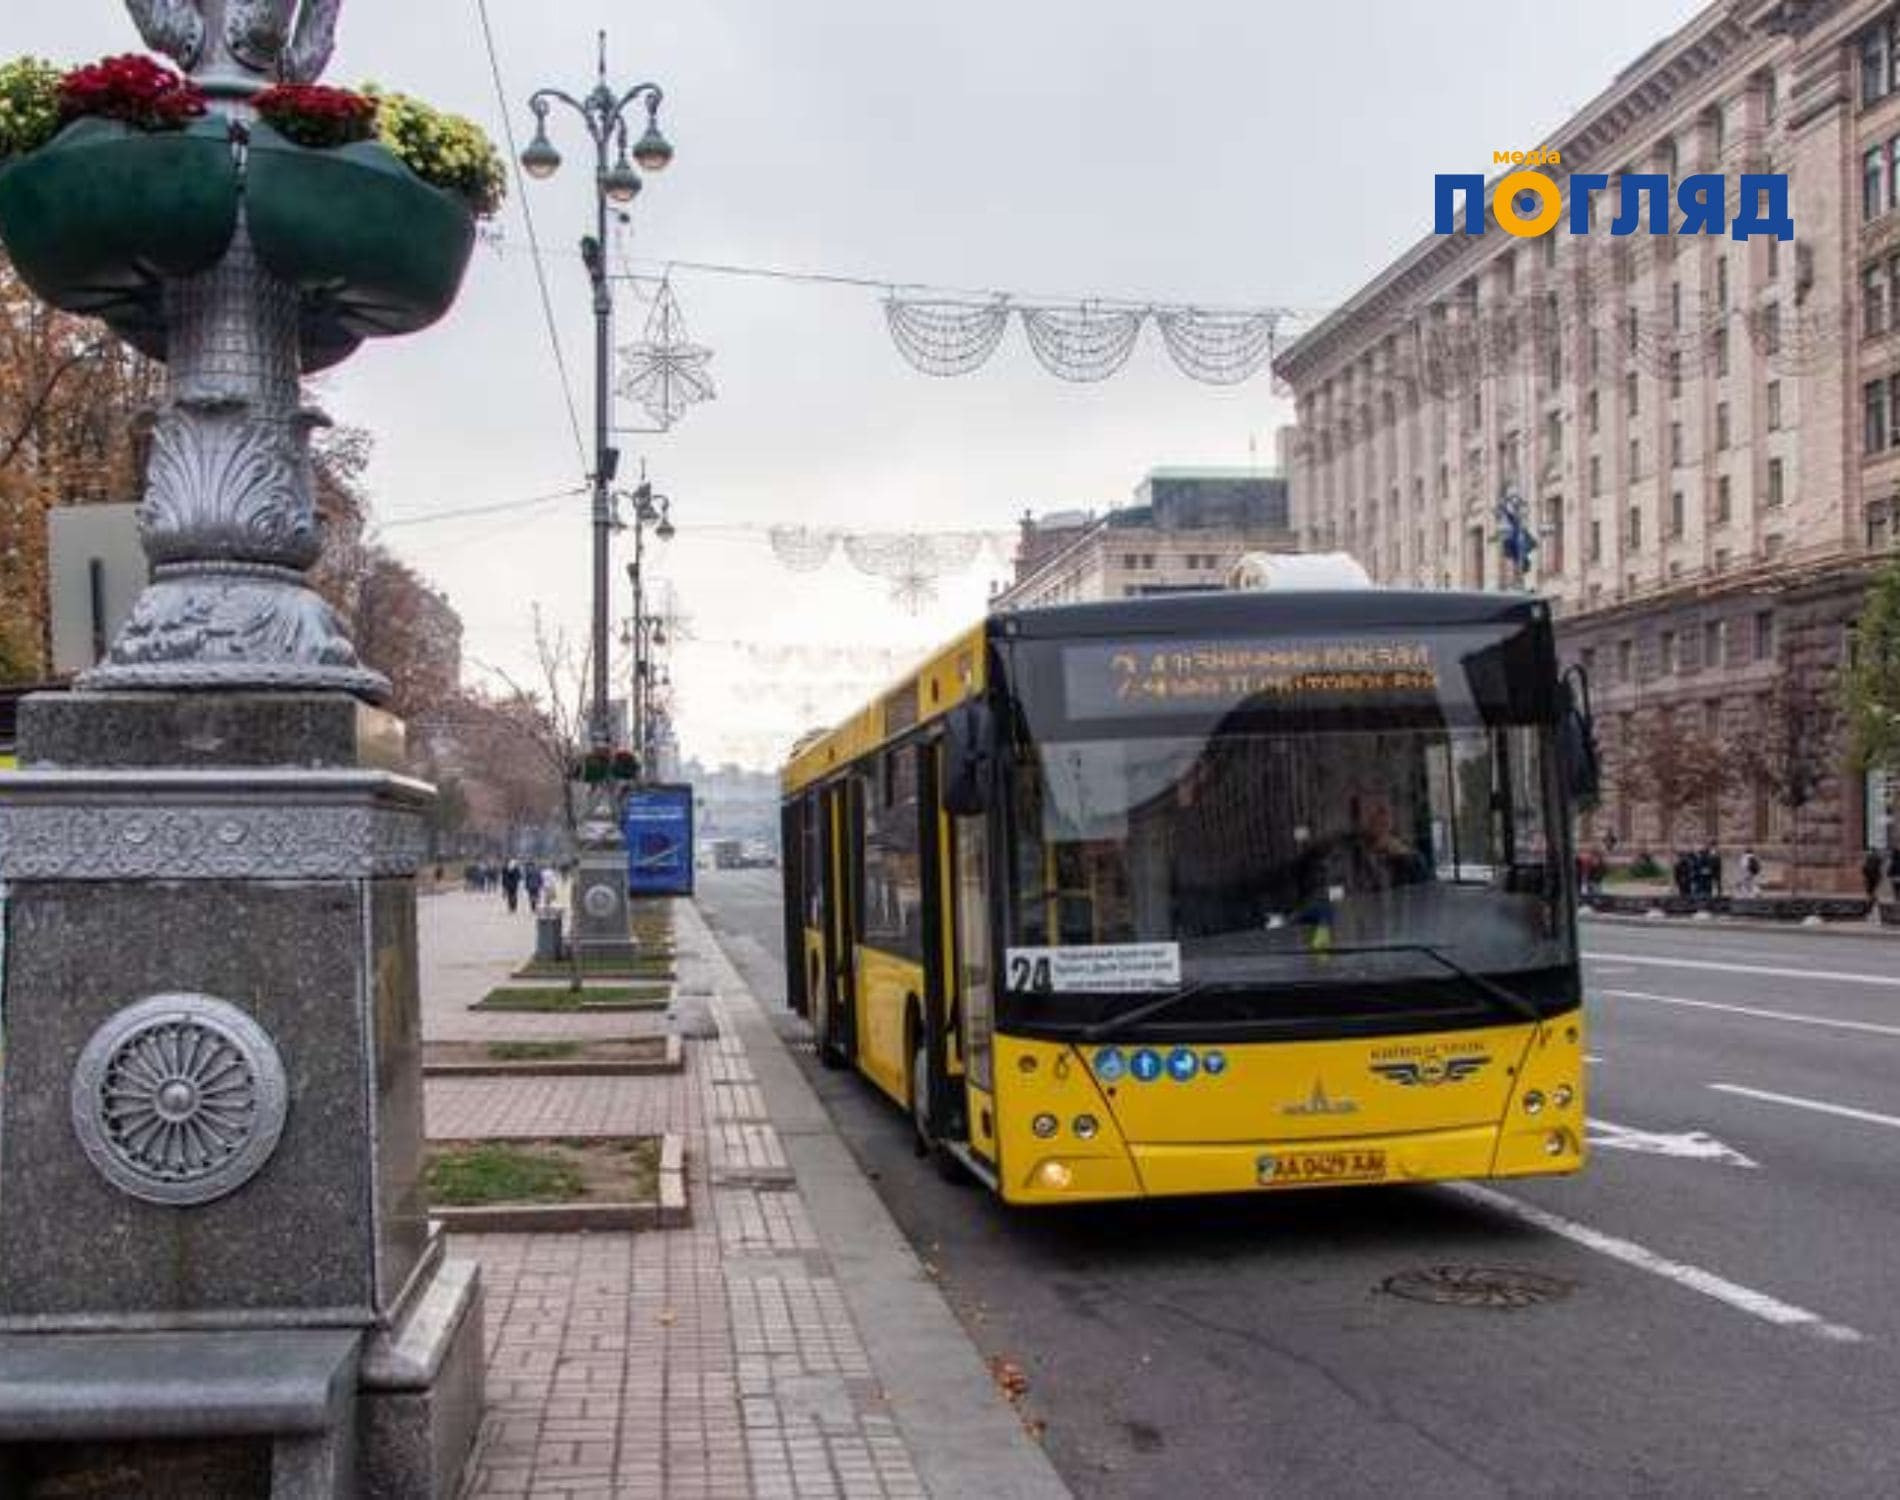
624,783,696,897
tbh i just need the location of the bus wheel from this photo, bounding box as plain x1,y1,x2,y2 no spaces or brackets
911,1034,967,1184
816,989,847,1069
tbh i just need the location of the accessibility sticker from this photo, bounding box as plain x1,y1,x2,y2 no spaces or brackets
1004,943,1182,994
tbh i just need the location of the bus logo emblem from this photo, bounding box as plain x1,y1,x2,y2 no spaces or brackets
1130,1049,1163,1083
1369,1055,1490,1088
1281,1080,1358,1116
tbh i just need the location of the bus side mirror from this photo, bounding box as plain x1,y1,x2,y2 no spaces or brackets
1557,666,1600,811
942,701,994,816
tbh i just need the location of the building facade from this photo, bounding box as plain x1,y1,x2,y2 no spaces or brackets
997,467,1294,608
1275,0,1900,884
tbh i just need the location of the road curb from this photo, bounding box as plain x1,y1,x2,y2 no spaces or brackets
1582,911,1900,942
680,899,1073,1500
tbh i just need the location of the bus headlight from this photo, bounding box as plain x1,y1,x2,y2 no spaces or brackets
1072,1114,1099,1140
1522,1089,1545,1115
1544,1129,1571,1156
1036,1160,1073,1190
1031,1113,1059,1139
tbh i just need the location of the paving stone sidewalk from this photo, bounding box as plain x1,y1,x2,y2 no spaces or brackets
420,889,927,1500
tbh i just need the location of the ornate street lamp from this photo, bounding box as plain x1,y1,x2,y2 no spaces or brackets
624,482,673,782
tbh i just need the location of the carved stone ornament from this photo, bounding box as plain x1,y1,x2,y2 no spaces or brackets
0,800,428,880
71,993,289,1207
126,0,342,87
582,883,618,919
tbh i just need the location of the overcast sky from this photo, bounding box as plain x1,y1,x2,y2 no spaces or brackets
21,0,1703,767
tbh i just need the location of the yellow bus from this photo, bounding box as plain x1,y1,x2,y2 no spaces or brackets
779,588,1599,1205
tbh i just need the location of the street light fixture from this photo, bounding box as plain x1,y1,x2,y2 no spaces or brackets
623,483,674,781
521,30,674,756
521,32,674,962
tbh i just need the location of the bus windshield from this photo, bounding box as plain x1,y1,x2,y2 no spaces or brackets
998,623,1573,1027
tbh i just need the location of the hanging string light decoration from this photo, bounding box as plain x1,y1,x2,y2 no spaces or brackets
884,297,1013,377
842,531,985,613
1154,308,1282,385
767,525,839,572
618,277,716,428
1019,305,1144,382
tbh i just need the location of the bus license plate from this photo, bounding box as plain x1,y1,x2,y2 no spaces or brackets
1255,1148,1387,1188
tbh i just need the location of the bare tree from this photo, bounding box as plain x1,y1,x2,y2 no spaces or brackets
1618,708,1737,849
1737,668,1841,892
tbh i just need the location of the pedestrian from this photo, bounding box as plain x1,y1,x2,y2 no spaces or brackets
524,863,544,911
1863,848,1884,904
1887,846,1900,903
540,864,559,908
1709,845,1724,898
1739,847,1761,896
501,860,522,914
1674,850,1693,898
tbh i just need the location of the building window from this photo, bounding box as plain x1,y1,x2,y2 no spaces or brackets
1669,490,1685,537
1874,144,1891,220
1766,457,1784,508
1888,376,1900,450
1715,546,1730,572
1589,517,1603,561
1761,302,1781,355
1469,389,1482,428
1629,437,1641,478
1670,421,1684,467
1625,371,1639,416
1544,411,1562,455
1628,503,1643,549
1589,326,1601,377
1122,553,1137,569
1763,68,1779,123
1625,308,1640,355
1868,263,1889,337
1755,610,1775,661
1716,402,1731,450
1715,325,1729,377
1661,630,1677,675
1589,454,1602,496
1865,19,1892,108
1580,646,1597,680
1716,257,1729,310
1767,380,1782,431
1716,473,1732,524
1767,232,1781,279
1868,377,1890,455
1670,281,1682,329
1586,388,1600,434
1705,619,1726,668
1617,639,1633,683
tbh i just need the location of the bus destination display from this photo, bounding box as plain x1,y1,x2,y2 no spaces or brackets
1064,637,1443,719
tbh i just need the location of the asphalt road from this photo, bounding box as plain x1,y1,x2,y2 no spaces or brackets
697,868,1900,1499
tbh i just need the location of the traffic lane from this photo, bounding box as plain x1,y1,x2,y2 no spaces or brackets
784,1012,1895,1500
1582,956,1900,1034
1508,996,1900,1344
696,876,1897,1499
702,872,1899,1338
1580,915,1900,970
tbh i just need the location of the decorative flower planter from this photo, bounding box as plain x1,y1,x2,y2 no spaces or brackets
246,122,477,344
0,115,237,323
0,117,476,373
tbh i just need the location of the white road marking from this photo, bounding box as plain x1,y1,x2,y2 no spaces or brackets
1584,951,1900,989
1709,1083,1900,1133
1600,988,1900,1040
1584,1053,1605,1065
1443,1182,1863,1344
1587,1118,1757,1167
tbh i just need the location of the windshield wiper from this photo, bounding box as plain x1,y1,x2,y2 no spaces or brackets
1319,943,1542,1023
1080,983,1214,1043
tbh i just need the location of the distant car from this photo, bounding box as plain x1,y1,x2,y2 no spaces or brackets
742,840,777,869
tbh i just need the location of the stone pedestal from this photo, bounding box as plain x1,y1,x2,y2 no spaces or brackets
0,693,483,1497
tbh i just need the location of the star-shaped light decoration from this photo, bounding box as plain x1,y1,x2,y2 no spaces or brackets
618,278,715,429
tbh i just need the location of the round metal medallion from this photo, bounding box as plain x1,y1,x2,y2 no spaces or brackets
71,993,289,1208
583,883,617,918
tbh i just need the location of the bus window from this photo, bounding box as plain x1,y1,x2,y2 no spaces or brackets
862,745,925,961
953,815,995,1092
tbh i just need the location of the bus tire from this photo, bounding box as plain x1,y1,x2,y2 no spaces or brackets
911,1025,967,1184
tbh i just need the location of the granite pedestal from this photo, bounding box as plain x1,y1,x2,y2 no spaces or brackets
0,693,484,1498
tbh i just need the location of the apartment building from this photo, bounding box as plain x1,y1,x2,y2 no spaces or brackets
1274,0,1900,880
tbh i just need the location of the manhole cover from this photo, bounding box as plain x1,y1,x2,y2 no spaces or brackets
1382,1265,1574,1309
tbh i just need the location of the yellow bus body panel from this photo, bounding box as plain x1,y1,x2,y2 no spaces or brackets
855,946,924,1107
989,1016,1585,1205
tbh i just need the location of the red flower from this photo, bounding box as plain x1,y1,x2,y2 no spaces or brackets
59,54,206,132
253,82,377,149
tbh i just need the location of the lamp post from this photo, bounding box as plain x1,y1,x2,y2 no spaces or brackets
520,30,674,754
520,34,671,957
624,483,673,781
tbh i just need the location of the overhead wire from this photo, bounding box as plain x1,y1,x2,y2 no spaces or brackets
472,0,589,476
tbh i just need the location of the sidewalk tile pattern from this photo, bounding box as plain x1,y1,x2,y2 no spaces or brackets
418,891,925,1498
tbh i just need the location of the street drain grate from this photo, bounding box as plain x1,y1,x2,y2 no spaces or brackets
1382,1265,1574,1309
